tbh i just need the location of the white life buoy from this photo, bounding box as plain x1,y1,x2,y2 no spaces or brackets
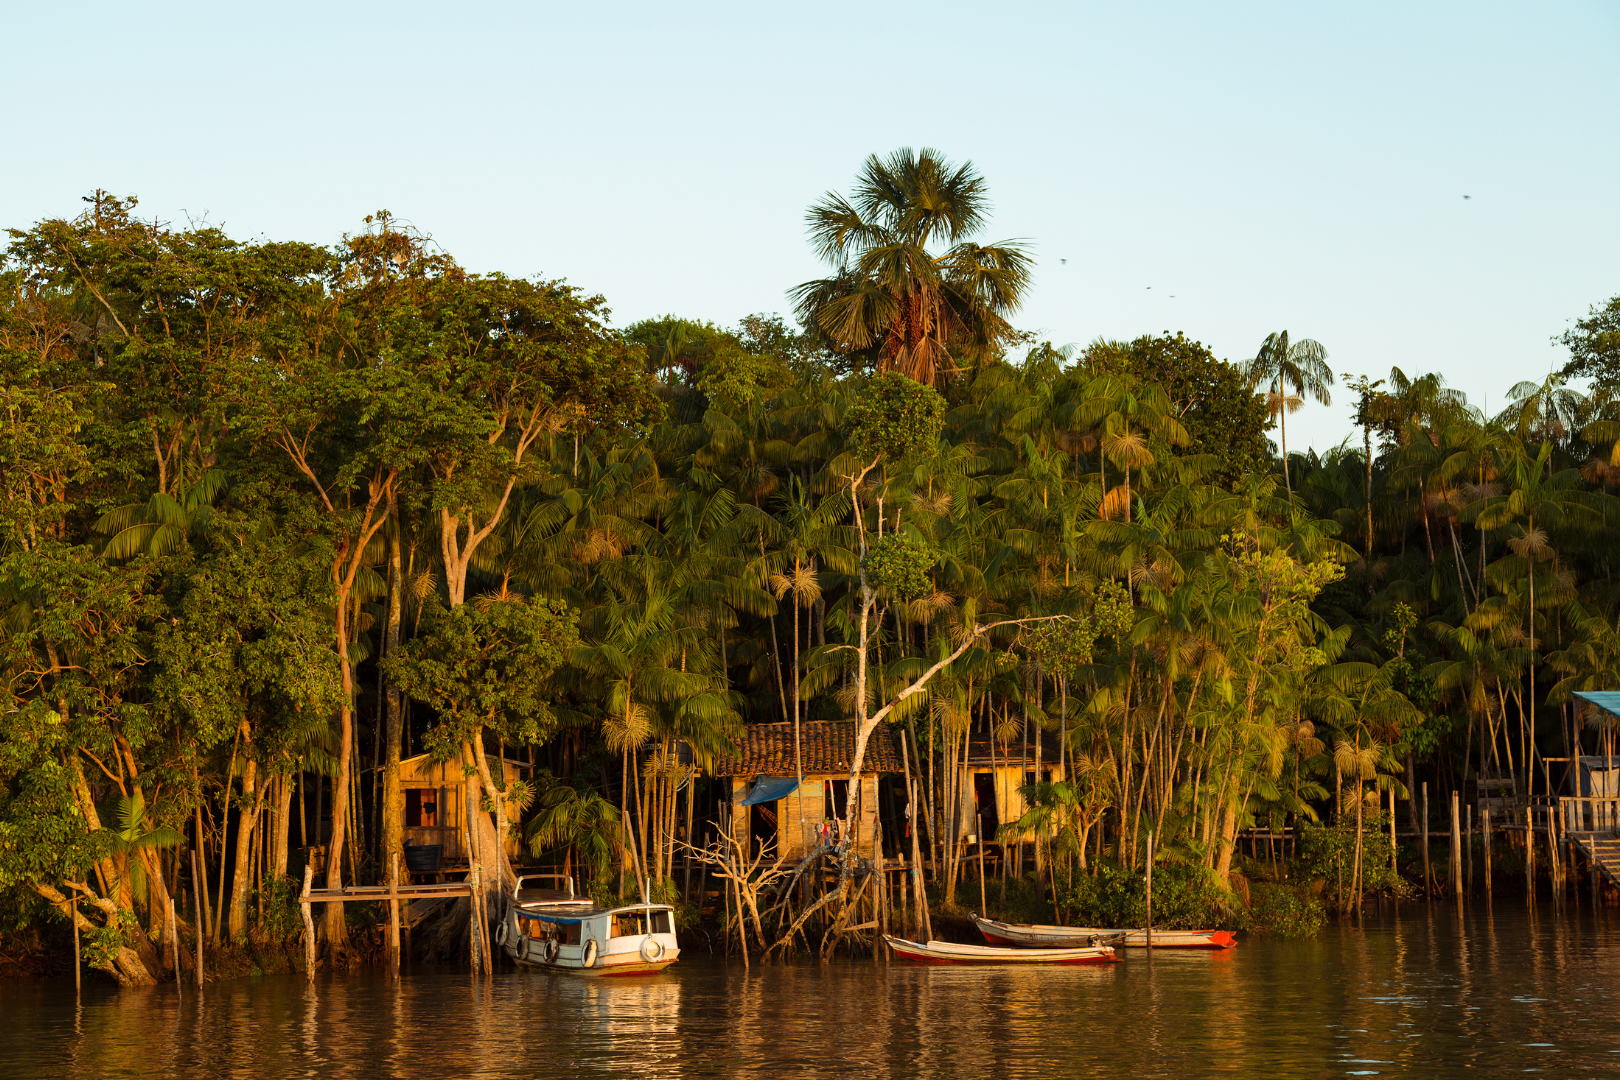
639,935,665,963
582,938,599,969
496,918,511,948
544,937,560,964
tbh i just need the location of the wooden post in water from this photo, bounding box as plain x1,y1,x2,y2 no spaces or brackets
71,899,80,998
1482,803,1492,899
1421,783,1432,898
901,735,931,941
388,851,401,978
1389,787,1398,877
1466,803,1473,891
1458,790,1470,900
300,863,316,983
977,813,987,917
169,896,181,999
192,850,204,990
873,817,887,958
1525,806,1535,902
1145,831,1154,951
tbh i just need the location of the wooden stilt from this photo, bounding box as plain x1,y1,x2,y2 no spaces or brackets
977,813,987,916
169,896,181,998
192,850,205,990
388,851,401,978
1145,831,1154,951
1389,787,1397,877
1526,807,1535,902
1421,783,1431,898
1483,804,1492,899
1450,792,1461,899
1466,803,1473,892
71,899,80,998
301,863,316,982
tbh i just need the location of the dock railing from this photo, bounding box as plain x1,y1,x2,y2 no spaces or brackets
1558,795,1620,835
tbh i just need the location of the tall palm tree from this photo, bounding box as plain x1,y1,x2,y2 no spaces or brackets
1243,331,1332,498
790,148,1032,386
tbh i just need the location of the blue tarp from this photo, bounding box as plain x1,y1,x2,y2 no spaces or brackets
1575,691,1620,719
741,776,800,806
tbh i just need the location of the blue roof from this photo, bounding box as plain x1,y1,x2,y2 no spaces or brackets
741,775,800,806
1574,691,1620,718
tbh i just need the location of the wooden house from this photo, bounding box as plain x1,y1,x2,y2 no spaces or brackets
951,734,1065,844
400,752,532,862
713,722,904,860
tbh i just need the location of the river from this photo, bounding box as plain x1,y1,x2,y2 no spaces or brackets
3,902,1616,1078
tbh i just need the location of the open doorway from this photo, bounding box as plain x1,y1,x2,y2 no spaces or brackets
973,772,1000,838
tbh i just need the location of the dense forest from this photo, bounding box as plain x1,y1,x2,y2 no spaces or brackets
4,149,1619,983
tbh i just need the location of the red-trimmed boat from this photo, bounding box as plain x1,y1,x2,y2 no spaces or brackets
975,915,1236,950
885,935,1117,965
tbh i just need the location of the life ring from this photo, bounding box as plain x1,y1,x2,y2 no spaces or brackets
582,938,599,969
543,937,560,964
496,918,511,948
639,935,665,963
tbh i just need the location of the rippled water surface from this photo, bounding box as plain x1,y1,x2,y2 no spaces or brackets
5,903,1618,1078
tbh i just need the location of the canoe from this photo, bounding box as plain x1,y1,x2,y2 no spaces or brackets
974,916,1236,950
885,935,1117,965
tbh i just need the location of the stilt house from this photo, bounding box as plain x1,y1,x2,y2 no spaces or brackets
714,722,904,860
952,733,1065,843
400,751,532,862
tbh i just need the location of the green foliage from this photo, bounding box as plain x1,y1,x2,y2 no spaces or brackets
843,372,946,462
1082,332,1268,484
1298,815,1407,905
383,597,580,751
861,533,937,600
1246,882,1327,937
1558,294,1620,391
1061,862,1236,930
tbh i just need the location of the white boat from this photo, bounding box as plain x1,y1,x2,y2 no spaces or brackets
885,935,1117,965
974,915,1236,950
498,876,680,976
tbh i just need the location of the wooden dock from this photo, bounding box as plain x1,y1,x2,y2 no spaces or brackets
298,856,476,981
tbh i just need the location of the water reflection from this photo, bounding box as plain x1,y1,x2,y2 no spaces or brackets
4,904,1619,1078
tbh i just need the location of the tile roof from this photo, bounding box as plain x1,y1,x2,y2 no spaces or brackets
713,721,904,777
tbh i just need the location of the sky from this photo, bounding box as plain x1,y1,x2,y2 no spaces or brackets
4,1,1617,452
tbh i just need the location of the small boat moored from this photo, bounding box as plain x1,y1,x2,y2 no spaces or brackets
498,876,680,976
885,935,1118,965
974,915,1236,950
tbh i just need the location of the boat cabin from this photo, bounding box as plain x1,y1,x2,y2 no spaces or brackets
713,721,904,860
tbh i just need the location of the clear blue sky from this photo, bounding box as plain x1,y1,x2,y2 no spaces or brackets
5,1,1617,452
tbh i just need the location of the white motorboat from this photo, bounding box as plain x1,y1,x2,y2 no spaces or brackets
498,876,680,976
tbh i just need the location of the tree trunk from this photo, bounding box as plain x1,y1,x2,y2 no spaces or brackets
228,754,261,941
382,509,406,882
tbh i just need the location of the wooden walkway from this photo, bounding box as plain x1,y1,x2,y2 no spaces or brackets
1572,835,1620,887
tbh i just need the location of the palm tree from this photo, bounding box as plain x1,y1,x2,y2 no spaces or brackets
790,148,1032,386
526,777,625,891
94,468,227,558
1242,332,1332,498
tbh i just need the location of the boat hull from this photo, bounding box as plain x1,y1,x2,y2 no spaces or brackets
885,936,1117,965
975,917,1235,950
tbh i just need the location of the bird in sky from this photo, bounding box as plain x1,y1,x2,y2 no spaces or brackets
1464,195,1472,200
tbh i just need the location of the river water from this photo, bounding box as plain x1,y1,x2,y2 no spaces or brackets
4,902,1617,1078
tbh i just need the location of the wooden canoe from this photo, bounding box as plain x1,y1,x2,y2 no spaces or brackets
885,935,1117,965
974,916,1236,950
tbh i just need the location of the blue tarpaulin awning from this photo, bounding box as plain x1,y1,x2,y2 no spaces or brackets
1575,691,1620,719
741,776,800,806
